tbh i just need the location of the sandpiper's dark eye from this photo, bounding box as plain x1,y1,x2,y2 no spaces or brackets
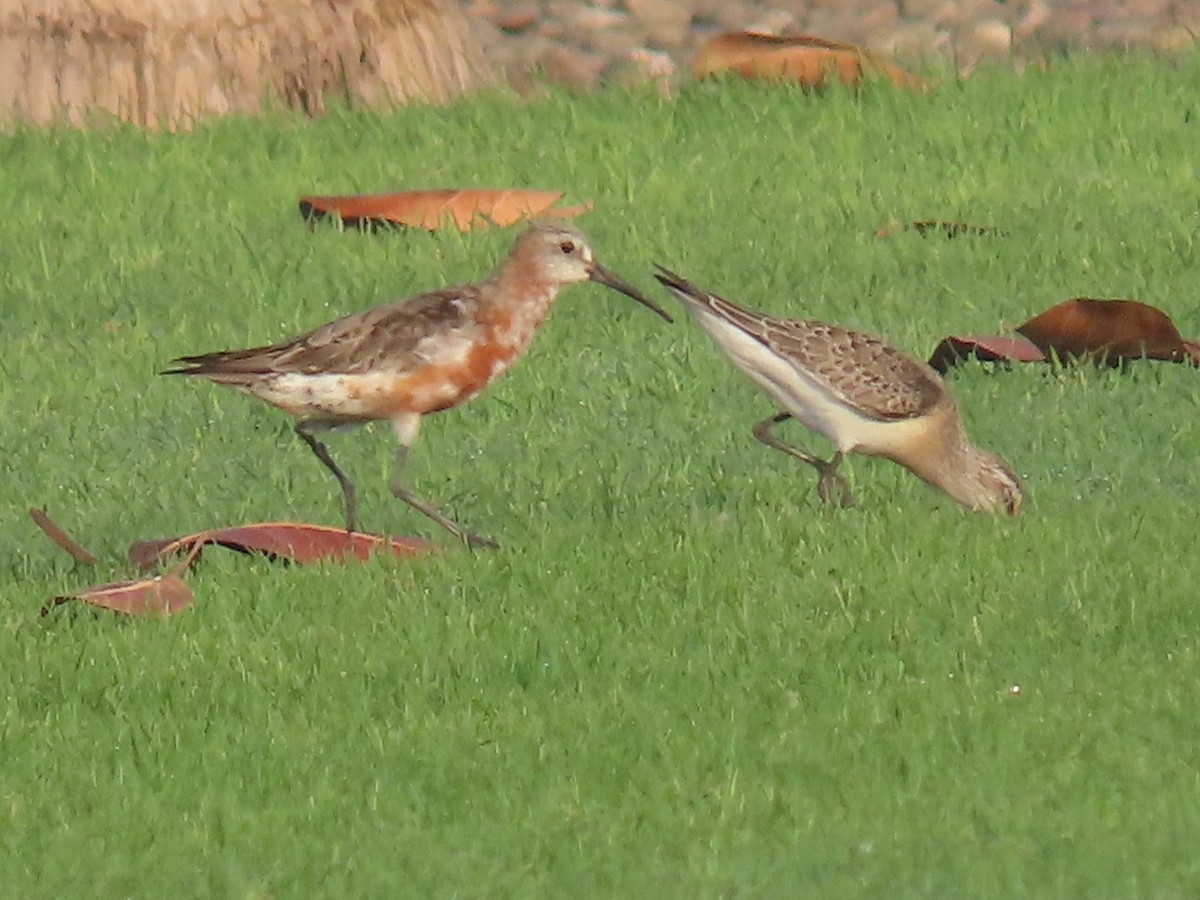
559,241,576,254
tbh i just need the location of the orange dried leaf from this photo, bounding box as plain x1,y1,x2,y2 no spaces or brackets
298,189,591,232
44,573,193,618
928,336,1046,374
1016,298,1199,366
129,522,438,572
692,31,926,91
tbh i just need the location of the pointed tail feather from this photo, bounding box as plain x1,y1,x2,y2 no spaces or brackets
160,353,217,377
652,264,710,308
653,264,767,326
160,347,278,377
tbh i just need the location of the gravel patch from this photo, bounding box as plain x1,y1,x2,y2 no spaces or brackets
465,0,1200,90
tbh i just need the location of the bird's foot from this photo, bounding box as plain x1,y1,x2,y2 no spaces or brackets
816,468,855,508
462,530,501,551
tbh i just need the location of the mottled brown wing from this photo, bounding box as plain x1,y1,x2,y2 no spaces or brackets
165,286,484,377
700,291,945,421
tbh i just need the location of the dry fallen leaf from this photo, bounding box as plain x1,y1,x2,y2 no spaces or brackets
1016,298,1200,366
875,221,1009,239
129,522,438,572
692,31,927,91
928,336,1046,374
930,298,1200,372
28,507,98,565
42,573,193,618
298,188,592,231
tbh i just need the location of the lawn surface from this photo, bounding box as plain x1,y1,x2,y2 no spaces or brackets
3,53,1200,897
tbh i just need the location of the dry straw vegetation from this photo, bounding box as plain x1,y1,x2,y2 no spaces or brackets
0,0,494,128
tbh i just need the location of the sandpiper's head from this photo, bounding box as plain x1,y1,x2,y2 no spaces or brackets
962,448,1025,515
511,221,673,323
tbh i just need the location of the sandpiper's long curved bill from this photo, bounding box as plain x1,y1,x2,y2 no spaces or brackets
588,262,674,323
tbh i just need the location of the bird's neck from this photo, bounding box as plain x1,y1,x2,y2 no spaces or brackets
925,442,988,508
890,407,980,506
485,258,561,349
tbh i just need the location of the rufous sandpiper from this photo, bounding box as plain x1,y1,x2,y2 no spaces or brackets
164,222,673,548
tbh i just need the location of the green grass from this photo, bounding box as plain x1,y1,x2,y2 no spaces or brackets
4,52,1200,897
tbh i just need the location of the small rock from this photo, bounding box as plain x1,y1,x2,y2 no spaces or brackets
1136,0,1175,15
496,33,554,69
491,4,540,32
931,1,960,27
803,8,860,42
1092,21,1157,49
575,6,629,30
859,2,900,34
878,21,943,56
973,18,1013,52
464,0,499,19
608,47,677,96
932,0,997,29
684,0,723,17
1152,25,1198,51
625,0,693,48
539,44,608,90
627,45,676,79
746,9,797,35
897,0,944,18
465,12,507,52
1038,9,1098,44
702,2,763,32
1014,0,1052,40
583,24,644,57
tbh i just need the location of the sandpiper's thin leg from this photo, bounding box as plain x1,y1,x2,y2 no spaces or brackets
388,444,500,550
752,412,854,508
295,420,358,532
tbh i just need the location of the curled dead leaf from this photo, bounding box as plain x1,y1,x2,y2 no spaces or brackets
129,522,438,572
1017,298,1200,366
28,507,98,565
43,573,193,618
692,31,927,91
298,188,592,231
875,221,1009,239
928,336,1046,374
930,298,1200,372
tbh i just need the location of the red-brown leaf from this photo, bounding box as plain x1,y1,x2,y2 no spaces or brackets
692,31,927,91
1016,298,1199,366
927,336,1046,373
28,507,98,565
129,522,438,572
298,188,591,231
1183,340,1200,366
44,573,193,618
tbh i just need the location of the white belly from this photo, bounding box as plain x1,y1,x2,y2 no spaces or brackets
693,310,923,457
